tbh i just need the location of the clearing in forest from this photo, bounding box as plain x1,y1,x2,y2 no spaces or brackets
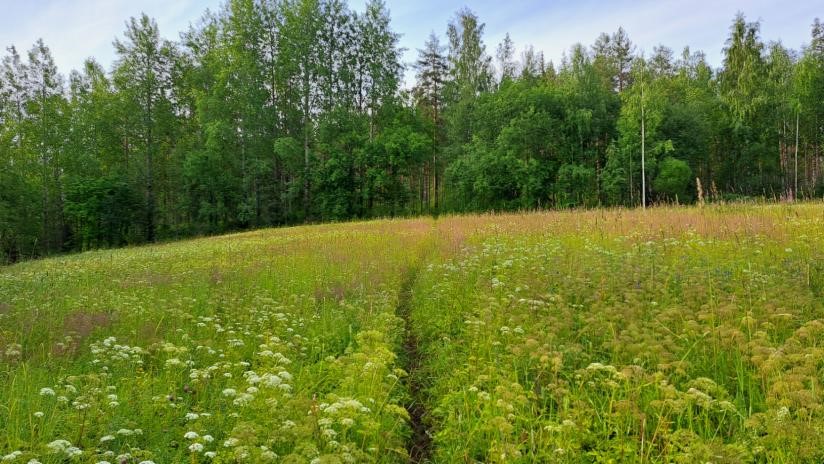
1,204,824,463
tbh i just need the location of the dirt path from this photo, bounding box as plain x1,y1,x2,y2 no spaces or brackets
397,264,432,463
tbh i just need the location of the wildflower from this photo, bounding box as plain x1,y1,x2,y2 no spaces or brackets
2,451,22,461
39,387,56,396
33,411,44,418
72,401,90,410
202,435,214,443
260,373,282,387
184,431,199,440
223,438,239,448
185,412,200,421
188,443,204,453
4,344,22,357
233,393,254,406
318,418,333,427
100,435,115,443
221,388,237,397
46,439,73,453
204,452,217,459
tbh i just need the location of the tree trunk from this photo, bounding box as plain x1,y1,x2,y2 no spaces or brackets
303,80,311,220
146,92,156,243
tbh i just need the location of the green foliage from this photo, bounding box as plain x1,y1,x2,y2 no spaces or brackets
1,7,824,263
63,175,141,248
0,167,40,262
555,163,597,207
409,205,824,463
653,157,693,201
0,219,427,462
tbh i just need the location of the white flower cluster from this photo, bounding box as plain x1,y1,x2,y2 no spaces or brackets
46,439,82,458
90,337,144,366
3,343,22,359
1,451,22,461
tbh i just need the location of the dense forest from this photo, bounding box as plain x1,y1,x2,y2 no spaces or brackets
0,1,822,262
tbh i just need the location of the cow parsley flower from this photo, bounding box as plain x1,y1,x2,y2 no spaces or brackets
46,440,73,453
2,451,22,461
223,438,239,448
188,443,204,453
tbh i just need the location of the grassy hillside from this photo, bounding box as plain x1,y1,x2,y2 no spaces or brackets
2,204,824,463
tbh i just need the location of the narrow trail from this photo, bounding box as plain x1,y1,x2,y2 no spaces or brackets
397,264,433,463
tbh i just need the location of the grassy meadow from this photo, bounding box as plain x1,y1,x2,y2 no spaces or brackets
1,204,824,463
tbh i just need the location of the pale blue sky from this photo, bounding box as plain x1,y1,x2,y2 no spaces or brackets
1,0,821,78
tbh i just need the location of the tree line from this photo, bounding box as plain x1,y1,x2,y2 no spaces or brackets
1,0,822,262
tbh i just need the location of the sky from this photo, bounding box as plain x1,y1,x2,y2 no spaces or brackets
0,0,821,78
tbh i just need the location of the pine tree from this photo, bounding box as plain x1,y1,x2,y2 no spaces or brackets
414,33,447,210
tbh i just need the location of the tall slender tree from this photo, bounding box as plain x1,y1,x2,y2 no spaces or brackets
26,39,67,251
113,14,178,242
414,33,447,210
496,33,516,83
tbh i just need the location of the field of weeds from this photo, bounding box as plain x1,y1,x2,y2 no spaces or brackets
2,204,824,463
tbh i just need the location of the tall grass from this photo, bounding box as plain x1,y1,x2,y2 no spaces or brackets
1,204,823,462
